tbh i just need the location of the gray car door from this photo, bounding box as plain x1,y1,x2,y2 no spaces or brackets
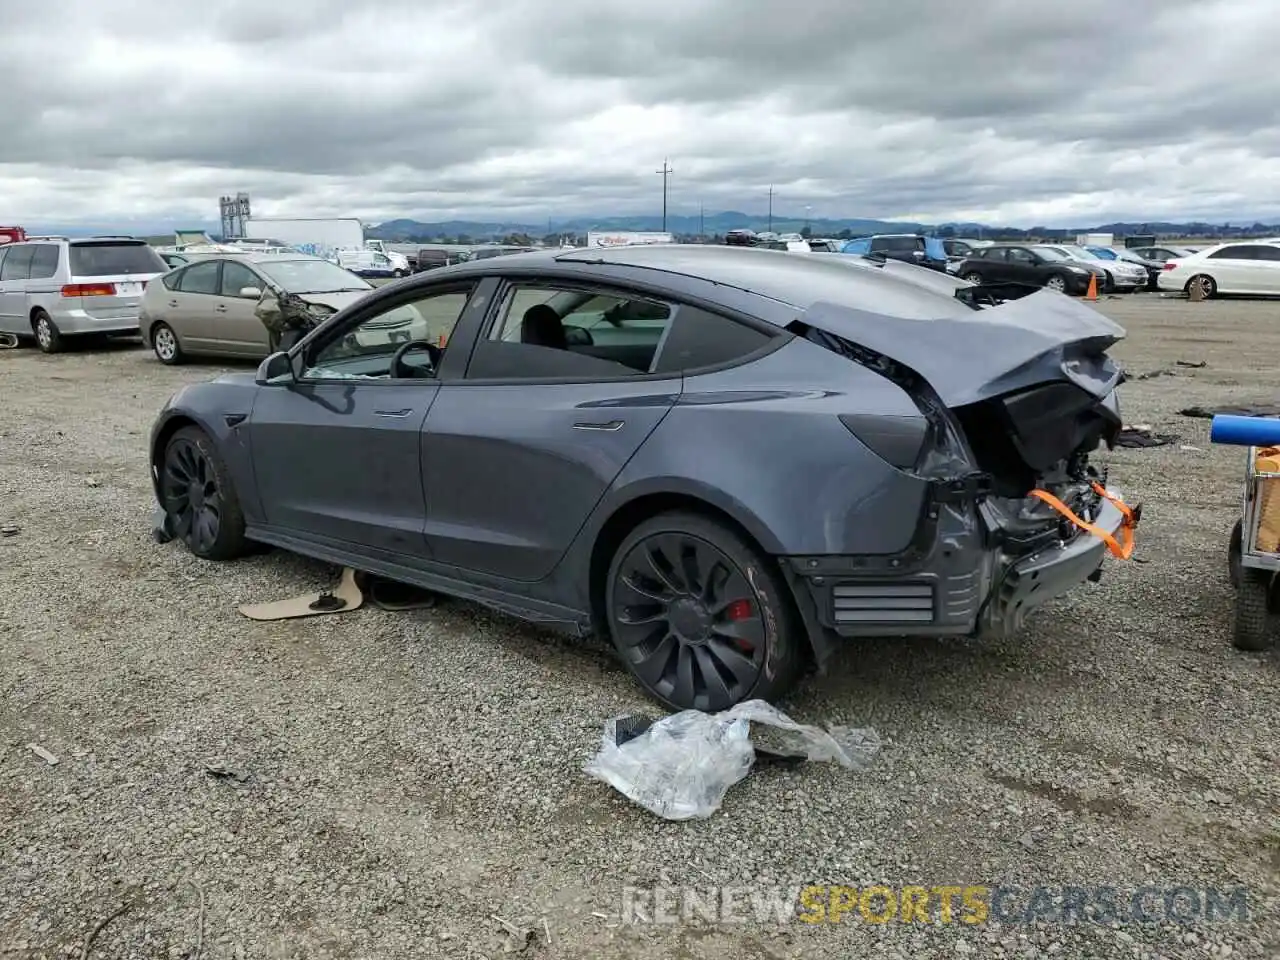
419,279,682,583
247,281,488,556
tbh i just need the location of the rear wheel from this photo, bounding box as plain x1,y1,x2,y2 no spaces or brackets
151,322,184,365
1233,567,1274,651
605,511,803,712
160,426,247,561
32,310,63,354
1044,273,1068,292
1187,274,1217,299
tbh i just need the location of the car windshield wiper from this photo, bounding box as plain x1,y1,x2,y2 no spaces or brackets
301,287,367,294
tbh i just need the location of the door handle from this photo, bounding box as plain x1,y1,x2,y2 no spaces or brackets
168,300,178,307
215,304,228,313
573,420,624,431
374,408,413,418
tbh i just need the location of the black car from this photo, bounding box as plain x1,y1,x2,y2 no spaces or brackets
956,244,1102,295
724,229,757,247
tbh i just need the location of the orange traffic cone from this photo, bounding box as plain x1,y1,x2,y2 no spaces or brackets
1084,273,1098,301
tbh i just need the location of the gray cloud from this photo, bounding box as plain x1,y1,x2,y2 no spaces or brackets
1,0,1277,227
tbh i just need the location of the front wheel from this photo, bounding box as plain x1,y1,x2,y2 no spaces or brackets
1044,273,1068,292
1187,274,1217,299
963,272,984,285
151,322,184,365
605,512,804,712
1233,567,1274,651
160,426,248,561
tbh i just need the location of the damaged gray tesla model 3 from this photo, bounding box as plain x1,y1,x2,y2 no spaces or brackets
148,244,1140,712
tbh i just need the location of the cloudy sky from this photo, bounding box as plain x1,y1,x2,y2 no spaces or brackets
3,0,1278,228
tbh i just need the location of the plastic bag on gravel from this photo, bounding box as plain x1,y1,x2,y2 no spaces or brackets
583,699,881,820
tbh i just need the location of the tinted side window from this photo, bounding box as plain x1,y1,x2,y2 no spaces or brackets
983,248,1008,262
0,245,35,281
177,261,221,294
303,287,475,380
220,261,260,297
1209,246,1253,260
28,244,60,280
1006,248,1035,264
651,307,774,374
468,283,675,381
1255,246,1280,262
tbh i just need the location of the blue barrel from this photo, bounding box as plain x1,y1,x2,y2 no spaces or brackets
1209,414,1280,447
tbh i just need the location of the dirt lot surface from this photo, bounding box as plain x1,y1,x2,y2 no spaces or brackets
1,293,1277,959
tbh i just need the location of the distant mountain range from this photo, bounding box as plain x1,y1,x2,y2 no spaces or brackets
366,212,1280,242
18,212,1280,243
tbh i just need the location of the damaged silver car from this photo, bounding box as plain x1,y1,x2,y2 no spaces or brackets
148,244,1140,712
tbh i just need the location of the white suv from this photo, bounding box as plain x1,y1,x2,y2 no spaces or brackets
0,236,167,352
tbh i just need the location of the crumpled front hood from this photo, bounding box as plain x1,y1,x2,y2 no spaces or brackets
799,288,1125,407
293,289,369,312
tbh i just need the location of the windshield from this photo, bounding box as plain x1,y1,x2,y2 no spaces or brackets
1059,245,1099,260
1032,247,1071,261
69,241,166,277
256,259,371,293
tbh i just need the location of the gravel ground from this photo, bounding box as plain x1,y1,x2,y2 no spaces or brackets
1,292,1277,960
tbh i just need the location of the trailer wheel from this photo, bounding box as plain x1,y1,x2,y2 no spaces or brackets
1232,567,1274,651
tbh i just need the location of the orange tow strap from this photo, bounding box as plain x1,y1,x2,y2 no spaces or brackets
1028,482,1137,560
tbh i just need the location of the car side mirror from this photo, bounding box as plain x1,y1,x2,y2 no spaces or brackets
256,350,297,385
239,285,262,299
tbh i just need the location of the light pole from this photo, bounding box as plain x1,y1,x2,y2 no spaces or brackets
767,185,774,234
804,205,812,235
699,202,704,239
656,159,673,232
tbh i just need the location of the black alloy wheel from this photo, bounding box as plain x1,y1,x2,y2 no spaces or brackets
160,426,246,561
606,513,801,712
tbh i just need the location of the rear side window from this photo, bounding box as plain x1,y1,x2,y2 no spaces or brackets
652,307,774,374
1209,246,1257,260
0,245,35,281
176,261,221,295
28,244,60,280
70,242,166,277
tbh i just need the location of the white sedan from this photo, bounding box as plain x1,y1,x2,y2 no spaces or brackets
1156,241,1280,298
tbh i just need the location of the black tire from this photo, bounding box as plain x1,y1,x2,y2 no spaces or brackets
150,322,184,365
604,511,803,712
963,272,984,285
1044,273,1069,293
159,425,248,561
1228,519,1243,589
1232,567,1273,651
1187,274,1217,299
1101,270,1115,293
32,310,64,354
